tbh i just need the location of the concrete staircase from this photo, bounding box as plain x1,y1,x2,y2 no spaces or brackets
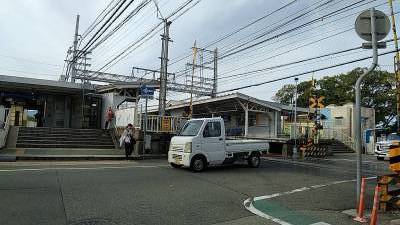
327,139,355,154
16,127,115,149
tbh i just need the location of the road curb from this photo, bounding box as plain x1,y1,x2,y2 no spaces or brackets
0,155,17,162
16,154,167,161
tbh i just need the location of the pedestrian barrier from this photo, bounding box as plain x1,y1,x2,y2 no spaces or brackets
354,177,367,223
389,142,400,172
376,141,400,212
303,145,328,158
369,185,381,225
378,174,400,211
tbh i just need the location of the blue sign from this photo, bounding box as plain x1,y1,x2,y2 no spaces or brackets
140,85,155,97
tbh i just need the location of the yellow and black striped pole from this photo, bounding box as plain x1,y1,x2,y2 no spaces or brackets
389,141,400,173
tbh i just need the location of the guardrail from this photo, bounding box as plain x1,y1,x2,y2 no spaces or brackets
0,112,11,149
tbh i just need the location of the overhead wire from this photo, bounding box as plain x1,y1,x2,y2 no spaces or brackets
217,0,389,81
96,0,201,73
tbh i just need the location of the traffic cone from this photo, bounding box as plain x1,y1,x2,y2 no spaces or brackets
369,185,380,225
354,177,367,223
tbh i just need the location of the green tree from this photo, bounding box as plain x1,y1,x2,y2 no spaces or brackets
273,68,396,126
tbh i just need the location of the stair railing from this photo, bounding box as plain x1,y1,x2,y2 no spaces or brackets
0,112,11,149
320,127,355,151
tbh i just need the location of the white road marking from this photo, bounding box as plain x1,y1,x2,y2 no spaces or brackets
243,198,293,225
244,176,377,225
0,165,169,172
319,158,373,163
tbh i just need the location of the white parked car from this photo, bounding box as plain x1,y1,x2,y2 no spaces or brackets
168,117,270,172
375,133,400,160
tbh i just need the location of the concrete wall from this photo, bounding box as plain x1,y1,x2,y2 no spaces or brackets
115,108,136,128
248,111,277,138
326,103,375,138
101,93,127,128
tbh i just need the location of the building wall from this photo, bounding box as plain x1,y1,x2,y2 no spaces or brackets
326,103,375,138
248,111,276,138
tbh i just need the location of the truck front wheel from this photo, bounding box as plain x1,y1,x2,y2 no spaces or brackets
191,156,206,172
248,154,261,168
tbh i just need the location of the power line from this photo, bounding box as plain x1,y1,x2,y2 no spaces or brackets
96,0,201,72
217,50,399,94
89,0,167,62
218,1,393,81
219,0,378,60
75,0,130,61
172,0,367,80
167,0,307,67
88,0,152,52
81,0,122,40
220,46,362,81
0,54,62,68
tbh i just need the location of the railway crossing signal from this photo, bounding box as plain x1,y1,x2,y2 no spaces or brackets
309,96,325,109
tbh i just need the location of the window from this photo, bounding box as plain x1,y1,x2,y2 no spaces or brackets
203,122,221,137
179,120,203,136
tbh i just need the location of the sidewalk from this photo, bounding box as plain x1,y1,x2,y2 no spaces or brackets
0,148,167,161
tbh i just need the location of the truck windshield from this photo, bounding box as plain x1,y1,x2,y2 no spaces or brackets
179,120,203,136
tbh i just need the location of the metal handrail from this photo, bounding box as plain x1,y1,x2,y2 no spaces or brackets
320,128,355,151
0,112,11,149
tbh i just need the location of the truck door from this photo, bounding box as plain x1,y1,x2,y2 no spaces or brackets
202,121,225,163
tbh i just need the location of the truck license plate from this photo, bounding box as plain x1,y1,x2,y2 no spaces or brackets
174,158,181,164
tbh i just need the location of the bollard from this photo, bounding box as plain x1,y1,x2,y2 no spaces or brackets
369,185,381,225
354,177,367,223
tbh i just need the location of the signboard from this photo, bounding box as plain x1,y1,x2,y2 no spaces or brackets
140,85,155,97
161,117,171,131
355,9,390,42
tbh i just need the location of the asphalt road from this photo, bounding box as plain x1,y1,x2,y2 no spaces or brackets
0,156,398,225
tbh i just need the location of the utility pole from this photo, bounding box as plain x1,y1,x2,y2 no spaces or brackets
212,48,218,98
189,41,198,118
158,19,172,116
71,14,80,83
293,77,299,159
388,0,400,133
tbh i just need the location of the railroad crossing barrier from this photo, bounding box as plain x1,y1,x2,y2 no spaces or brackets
300,139,329,159
389,141,400,172
378,174,400,211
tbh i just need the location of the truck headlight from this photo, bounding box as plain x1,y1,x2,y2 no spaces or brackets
184,142,192,153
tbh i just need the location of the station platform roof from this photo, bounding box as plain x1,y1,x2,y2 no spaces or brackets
149,92,312,115
0,74,93,95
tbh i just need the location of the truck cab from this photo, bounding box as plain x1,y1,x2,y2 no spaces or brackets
168,117,269,172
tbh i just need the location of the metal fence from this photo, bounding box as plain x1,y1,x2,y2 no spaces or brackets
143,115,188,134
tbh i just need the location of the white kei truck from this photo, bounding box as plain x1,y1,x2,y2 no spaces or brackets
168,117,270,172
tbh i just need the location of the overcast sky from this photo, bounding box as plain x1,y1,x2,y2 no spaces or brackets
0,0,397,104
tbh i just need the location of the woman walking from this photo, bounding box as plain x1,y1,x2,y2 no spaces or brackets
120,123,136,159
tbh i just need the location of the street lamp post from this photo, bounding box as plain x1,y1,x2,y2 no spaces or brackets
293,77,299,159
